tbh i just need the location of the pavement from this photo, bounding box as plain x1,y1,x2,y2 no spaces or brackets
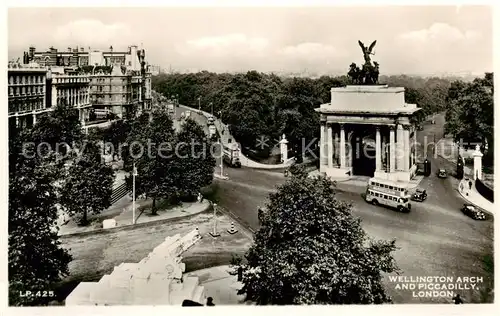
308,171,424,191
458,179,495,214
58,197,211,236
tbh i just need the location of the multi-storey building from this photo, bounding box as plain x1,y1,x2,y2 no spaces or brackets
87,64,142,119
50,68,92,125
24,45,152,113
8,62,49,130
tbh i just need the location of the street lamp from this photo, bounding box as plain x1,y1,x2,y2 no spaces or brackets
132,162,138,224
210,102,213,116
198,96,201,111
219,142,224,178
209,203,220,238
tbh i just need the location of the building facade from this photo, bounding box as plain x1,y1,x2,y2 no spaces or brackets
24,45,152,114
8,62,49,130
87,64,142,120
50,69,92,125
316,85,420,184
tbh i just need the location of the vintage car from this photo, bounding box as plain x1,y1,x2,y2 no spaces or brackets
461,204,486,220
437,168,447,178
411,189,427,202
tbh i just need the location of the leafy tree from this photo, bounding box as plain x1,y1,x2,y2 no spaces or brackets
30,102,84,156
101,120,132,160
237,170,398,304
444,73,494,165
124,110,177,215
174,118,216,200
59,141,114,225
8,130,71,306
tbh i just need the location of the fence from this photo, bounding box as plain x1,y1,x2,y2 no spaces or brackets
476,179,494,202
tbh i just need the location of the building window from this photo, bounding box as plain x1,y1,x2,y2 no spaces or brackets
9,76,13,84
21,87,25,95
9,87,13,96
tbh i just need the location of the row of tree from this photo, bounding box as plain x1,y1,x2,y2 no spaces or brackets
115,111,216,214
152,71,456,158
444,73,494,167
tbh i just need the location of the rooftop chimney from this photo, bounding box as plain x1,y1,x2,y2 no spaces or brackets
80,47,84,52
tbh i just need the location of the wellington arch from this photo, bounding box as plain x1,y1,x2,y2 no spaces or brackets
316,85,421,184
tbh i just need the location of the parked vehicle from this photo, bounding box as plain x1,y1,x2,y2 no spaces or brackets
411,189,427,202
461,204,486,220
437,168,447,178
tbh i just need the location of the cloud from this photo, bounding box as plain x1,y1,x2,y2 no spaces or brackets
178,33,270,58
279,42,345,60
397,23,481,43
389,23,488,75
52,19,139,50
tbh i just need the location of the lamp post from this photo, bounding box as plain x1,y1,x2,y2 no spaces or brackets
198,96,201,111
220,145,224,178
132,162,138,224
211,102,213,116
209,203,220,237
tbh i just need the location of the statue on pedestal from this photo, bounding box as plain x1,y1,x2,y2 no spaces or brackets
347,40,380,85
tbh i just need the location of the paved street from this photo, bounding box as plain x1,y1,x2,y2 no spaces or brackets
190,110,494,303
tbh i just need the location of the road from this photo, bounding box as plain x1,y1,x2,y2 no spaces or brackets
174,106,494,303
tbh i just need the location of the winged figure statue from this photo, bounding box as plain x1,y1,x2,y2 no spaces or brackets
358,40,377,65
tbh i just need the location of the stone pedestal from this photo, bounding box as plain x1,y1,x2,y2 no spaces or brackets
279,134,288,163
473,145,483,180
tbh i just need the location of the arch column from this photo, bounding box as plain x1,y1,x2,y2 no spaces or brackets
340,124,346,168
389,125,396,173
403,125,410,172
396,124,404,171
375,126,382,171
327,124,334,168
320,122,327,167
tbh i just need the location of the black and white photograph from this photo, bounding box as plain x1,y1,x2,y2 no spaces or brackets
5,2,496,312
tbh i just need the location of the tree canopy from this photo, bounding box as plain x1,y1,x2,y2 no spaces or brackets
444,73,493,165
59,141,115,225
8,128,72,306
153,71,458,160
237,170,398,304
122,111,215,213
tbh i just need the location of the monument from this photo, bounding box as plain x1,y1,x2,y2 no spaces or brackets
473,144,483,180
65,229,206,305
317,41,421,184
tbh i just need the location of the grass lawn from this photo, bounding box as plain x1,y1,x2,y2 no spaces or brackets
54,212,252,303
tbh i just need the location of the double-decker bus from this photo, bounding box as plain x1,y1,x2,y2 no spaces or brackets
367,177,410,198
222,142,241,168
365,188,412,213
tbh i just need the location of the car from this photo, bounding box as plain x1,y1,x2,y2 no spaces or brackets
411,189,427,202
461,204,486,220
437,168,447,178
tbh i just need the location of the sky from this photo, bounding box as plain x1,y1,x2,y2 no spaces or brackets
7,6,493,76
